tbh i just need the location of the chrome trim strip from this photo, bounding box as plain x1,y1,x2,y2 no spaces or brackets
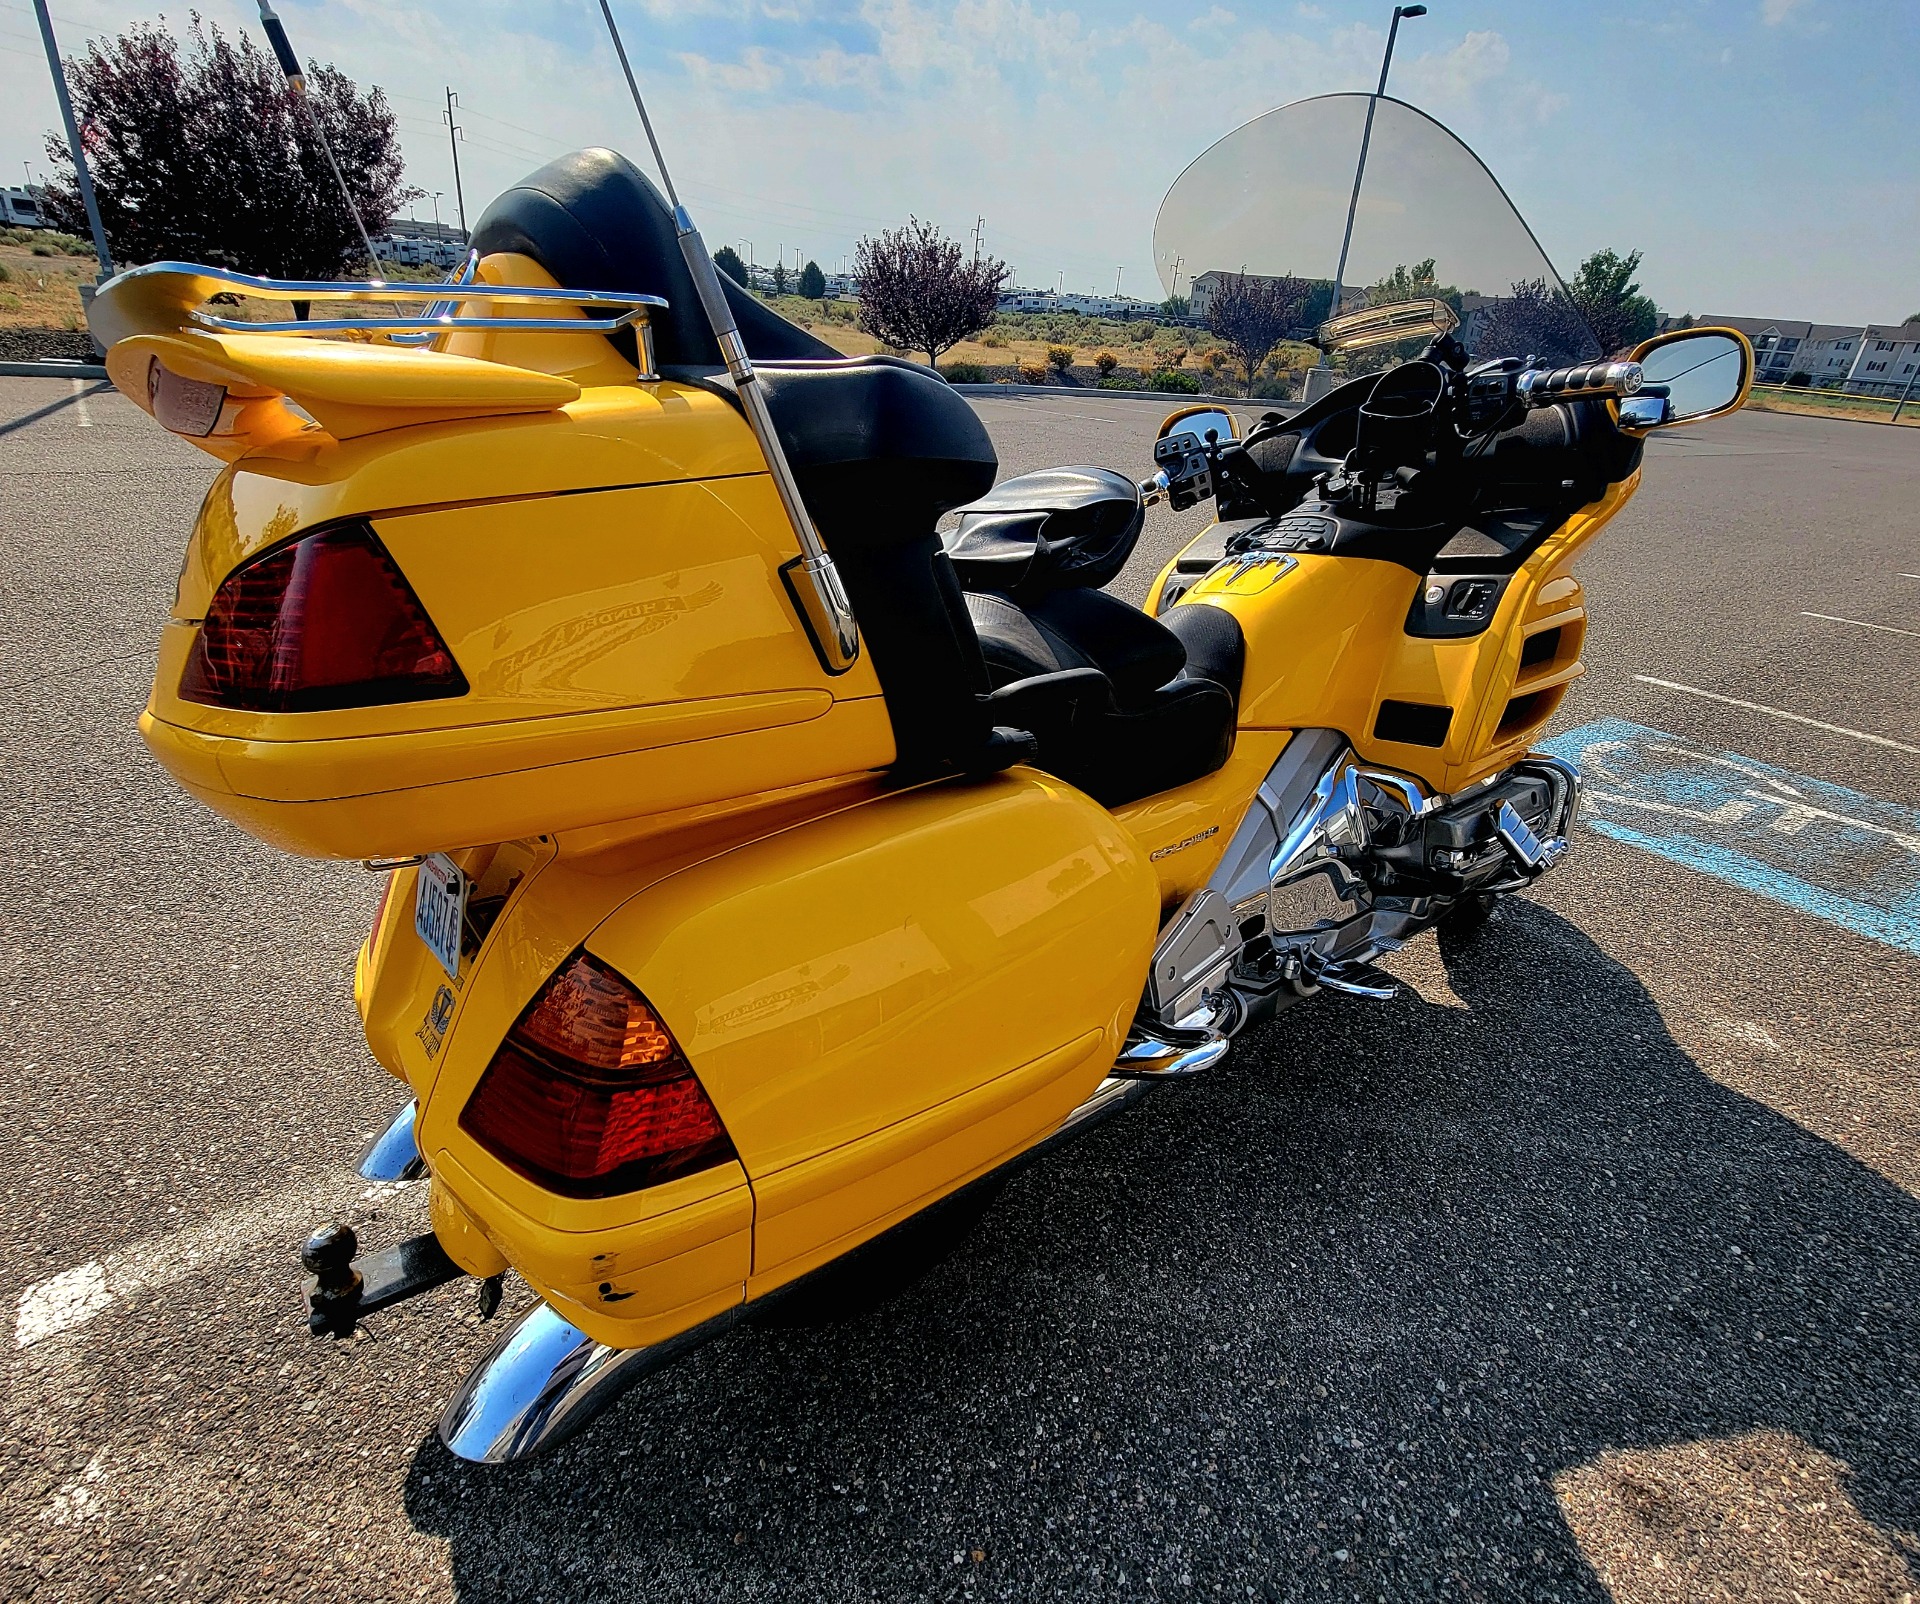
189,310,655,336
357,1100,426,1183
438,1065,1174,1463
1112,1027,1231,1080
438,1301,738,1464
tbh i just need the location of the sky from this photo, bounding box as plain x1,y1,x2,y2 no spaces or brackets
1,0,1914,325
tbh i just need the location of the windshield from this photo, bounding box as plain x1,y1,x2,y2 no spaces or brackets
1154,94,1600,367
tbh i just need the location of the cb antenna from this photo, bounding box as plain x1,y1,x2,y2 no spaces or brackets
256,0,388,280
595,0,859,675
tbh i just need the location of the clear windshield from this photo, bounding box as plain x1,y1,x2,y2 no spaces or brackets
1154,94,1600,367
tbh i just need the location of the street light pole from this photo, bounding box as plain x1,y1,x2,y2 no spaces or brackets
31,0,113,281
1328,5,1425,336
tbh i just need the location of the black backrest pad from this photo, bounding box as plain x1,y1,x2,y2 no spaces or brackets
471,148,839,366
474,150,1003,773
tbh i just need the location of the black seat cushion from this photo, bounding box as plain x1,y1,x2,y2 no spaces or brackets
470,148,839,368
967,588,1186,708
965,588,1236,807
945,466,1144,600
1161,603,1246,705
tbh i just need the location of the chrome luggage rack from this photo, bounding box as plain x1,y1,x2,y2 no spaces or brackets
160,252,668,375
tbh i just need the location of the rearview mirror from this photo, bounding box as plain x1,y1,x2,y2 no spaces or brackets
1158,406,1237,445
1622,328,1753,430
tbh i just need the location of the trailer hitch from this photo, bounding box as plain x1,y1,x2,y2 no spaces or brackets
301,1223,501,1338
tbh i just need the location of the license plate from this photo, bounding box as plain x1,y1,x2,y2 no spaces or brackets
414,853,469,981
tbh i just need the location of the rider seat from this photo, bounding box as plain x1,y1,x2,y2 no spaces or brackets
472,149,1238,804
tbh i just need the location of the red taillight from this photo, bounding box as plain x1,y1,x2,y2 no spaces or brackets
460,953,735,1198
179,520,466,712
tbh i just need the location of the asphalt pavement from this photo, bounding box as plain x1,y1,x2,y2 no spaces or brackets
2,377,1917,1602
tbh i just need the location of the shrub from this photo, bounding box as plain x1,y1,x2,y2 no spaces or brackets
1165,346,1188,368
1146,369,1201,394
1250,374,1297,401
942,361,987,384
31,240,59,257
1046,344,1075,373
1130,322,1154,343
979,330,1006,348
1785,371,1812,388
1094,350,1119,377
1017,362,1049,385
1096,375,1140,390
0,262,11,283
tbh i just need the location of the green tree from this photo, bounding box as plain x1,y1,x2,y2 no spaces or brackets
1569,248,1659,354
772,260,788,296
713,245,748,286
39,17,409,278
1161,294,1191,318
798,259,826,299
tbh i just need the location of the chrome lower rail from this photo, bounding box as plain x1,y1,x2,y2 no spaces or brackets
439,1302,740,1464
358,1100,425,1183
438,1031,1219,1463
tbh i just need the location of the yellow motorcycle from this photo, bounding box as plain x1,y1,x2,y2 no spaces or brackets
89,92,1749,1463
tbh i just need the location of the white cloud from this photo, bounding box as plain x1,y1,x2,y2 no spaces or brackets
1761,0,1810,23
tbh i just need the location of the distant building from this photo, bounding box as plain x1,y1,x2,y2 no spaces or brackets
2,185,48,229
371,217,469,271
1664,314,1919,395
994,288,1158,318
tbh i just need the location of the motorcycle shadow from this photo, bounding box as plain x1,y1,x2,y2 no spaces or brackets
401,898,1920,1602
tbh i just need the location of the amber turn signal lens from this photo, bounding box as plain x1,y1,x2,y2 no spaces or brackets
460,953,735,1199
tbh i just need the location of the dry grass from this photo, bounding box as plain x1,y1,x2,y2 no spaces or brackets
0,240,94,330
1745,385,1920,427
1554,1431,1919,1603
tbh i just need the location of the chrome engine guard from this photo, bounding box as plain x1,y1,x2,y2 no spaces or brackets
1144,734,1581,1034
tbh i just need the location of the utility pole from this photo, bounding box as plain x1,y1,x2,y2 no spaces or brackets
444,88,468,237
1115,266,1123,296
430,191,443,227
31,0,112,281
972,215,984,264
1894,342,1920,424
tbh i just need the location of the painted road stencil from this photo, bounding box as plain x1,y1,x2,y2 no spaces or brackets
1541,718,1920,956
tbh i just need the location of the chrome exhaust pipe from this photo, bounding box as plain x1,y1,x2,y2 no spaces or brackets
358,1099,426,1182
438,1051,1215,1462
438,1300,742,1464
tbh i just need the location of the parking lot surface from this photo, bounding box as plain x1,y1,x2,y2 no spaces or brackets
2,378,1917,1602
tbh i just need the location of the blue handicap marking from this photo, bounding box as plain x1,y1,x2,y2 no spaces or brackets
1539,717,1920,956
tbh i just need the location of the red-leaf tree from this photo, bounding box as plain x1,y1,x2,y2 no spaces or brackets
39,17,411,278
1207,271,1312,389
853,217,1007,370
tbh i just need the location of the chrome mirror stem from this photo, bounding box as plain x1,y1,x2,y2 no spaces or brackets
597,0,859,675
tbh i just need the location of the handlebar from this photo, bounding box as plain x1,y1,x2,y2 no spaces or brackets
1515,359,1644,407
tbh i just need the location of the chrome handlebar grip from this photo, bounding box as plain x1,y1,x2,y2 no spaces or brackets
1516,359,1644,407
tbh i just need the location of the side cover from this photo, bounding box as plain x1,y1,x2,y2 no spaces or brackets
406,770,1159,1344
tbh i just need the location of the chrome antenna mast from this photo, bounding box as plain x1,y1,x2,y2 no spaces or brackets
595,0,859,675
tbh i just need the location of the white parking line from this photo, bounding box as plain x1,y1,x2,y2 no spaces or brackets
13,1170,409,1350
1632,675,1920,755
70,378,92,428
1801,610,1920,639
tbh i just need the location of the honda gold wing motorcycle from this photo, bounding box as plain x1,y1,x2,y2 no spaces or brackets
90,91,1750,1463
